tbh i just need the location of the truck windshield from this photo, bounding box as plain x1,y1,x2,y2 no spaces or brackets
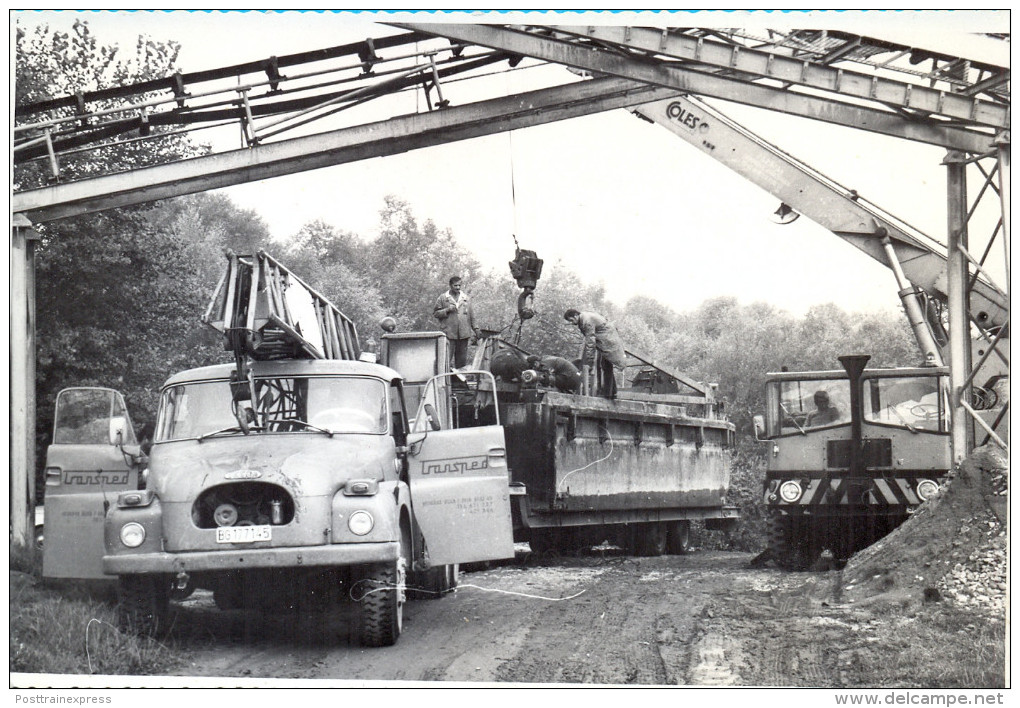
155,376,388,442
768,378,850,434
53,388,137,446
863,375,946,432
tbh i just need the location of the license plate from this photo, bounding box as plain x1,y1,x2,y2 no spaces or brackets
216,525,272,544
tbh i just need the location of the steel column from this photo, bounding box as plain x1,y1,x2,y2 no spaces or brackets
996,137,1010,296
10,214,37,551
945,152,974,462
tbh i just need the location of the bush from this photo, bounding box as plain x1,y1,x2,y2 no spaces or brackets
698,437,768,553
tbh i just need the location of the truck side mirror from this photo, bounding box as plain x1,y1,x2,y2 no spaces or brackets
109,416,128,446
423,404,442,431
752,414,766,440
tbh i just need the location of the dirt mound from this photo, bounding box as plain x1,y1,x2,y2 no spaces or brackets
837,446,1007,615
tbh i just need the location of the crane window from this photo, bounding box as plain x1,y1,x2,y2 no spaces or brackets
863,375,946,432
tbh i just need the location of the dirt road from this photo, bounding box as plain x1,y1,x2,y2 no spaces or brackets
162,549,911,686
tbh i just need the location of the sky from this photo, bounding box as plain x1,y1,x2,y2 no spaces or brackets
12,9,1010,318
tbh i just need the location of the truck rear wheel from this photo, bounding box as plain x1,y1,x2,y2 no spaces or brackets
666,520,691,554
636,522,668,556
358,530,409,647
528,528,561,555
117,574,170,637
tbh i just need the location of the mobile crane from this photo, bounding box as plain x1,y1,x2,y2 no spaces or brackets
48,251,516,645
631,94,1007,568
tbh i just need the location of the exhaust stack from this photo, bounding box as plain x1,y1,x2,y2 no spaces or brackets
838,355,871,477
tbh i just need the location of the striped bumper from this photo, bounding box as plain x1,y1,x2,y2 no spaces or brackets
764,474,940,507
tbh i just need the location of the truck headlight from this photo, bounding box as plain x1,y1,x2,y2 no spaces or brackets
119,522,146,548
916,479,940,501
779,480,803,503
348,510,375,536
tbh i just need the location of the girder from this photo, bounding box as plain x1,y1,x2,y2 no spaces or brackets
393,24,1004,153
13,76,681,223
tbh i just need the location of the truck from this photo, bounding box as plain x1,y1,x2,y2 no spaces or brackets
43,250,737,646
755,355,952,569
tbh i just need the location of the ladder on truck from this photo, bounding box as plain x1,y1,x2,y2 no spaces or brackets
203,250,361,362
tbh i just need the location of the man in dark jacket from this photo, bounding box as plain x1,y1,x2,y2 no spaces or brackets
526,355,582,394
563,309,626,398
433,276,479,369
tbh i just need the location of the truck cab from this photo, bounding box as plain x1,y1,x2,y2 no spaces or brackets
758,356,951,569
100,358,514,646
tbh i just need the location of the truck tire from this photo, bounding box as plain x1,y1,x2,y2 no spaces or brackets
665,520,692,554
636,522,668,556
528,528,560,555
358,529,409,647
117,574,170,637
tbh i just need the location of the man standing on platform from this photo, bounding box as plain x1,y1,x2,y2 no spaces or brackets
433,275,479,369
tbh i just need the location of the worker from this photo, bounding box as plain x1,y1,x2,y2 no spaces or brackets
491,347,528,382
563,308,626,398
805,390,841,427
433,275,479,369
526,355,582,394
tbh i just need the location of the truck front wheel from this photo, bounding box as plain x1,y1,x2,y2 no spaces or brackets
358,530,409,647
117,574,170,637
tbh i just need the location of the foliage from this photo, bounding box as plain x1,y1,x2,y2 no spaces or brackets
280,219,387,350
365,196,484,333
15,19,197,189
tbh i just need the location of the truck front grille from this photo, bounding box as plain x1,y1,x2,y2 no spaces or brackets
191,482,295,529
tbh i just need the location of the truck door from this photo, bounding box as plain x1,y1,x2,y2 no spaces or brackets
42,388,141,579
407,371,515,566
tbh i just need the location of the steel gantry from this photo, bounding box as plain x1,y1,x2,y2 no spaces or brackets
10,20,1010,547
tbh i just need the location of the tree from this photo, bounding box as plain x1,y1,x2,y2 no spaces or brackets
16,23,275,495
281,220,387,347
366,196,483,332
15,20,197,189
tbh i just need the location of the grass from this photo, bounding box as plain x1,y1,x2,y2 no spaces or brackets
10,546,179,677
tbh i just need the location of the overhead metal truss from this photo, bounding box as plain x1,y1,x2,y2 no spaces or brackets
394,24,1008,153
13,76,683,222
